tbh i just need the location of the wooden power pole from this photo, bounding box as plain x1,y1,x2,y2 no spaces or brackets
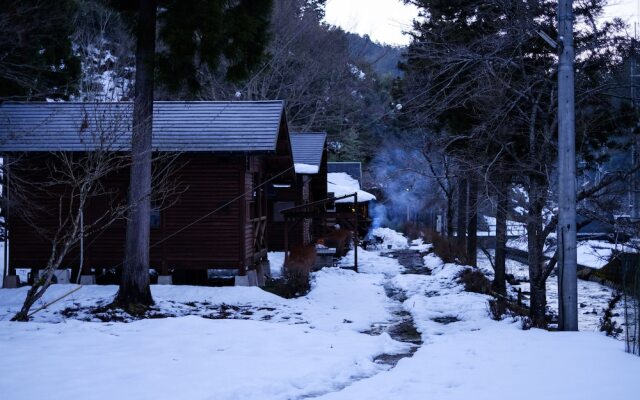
557,0,578,331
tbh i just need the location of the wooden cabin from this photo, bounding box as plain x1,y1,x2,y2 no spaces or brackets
0,101,295,283
267,132,327,251
327,162,376,237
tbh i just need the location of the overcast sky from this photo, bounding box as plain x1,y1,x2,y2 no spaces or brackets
324,0,640,46
324,0,418,46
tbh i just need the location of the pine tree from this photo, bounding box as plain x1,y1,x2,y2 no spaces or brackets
0,0,80,100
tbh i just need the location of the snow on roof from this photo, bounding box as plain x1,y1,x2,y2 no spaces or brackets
294,163,320,174
328,172,376,203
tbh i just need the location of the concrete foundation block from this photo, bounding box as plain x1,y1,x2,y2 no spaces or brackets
157,275,173,285
79,275,96,285
38,269,72,284
2,275,20,288
54,270,71,284
234,275,250,287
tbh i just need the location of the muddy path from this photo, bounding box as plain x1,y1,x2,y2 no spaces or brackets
299,248,432,399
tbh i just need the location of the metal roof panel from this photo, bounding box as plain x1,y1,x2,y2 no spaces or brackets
0,101,284,152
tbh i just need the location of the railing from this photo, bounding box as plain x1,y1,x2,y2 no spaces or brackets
252,216,267,254
474,224,527,237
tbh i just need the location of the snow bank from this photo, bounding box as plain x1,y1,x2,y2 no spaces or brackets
409,238,432,252
576,240,615,269
294,163,319,174
327,172,376,203
371,227,408,250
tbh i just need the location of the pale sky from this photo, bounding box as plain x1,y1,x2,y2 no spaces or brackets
324,0,640,47
606,1,640,28
324,0,418,46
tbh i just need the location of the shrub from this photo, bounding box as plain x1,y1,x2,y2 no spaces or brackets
400,222,425,240
599,292,623,338
521,316,533,330
458,268,492,294
488,298,506,320
263,269,310,299
423,228,468,264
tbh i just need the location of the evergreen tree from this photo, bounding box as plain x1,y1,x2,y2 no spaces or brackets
399,0,631,327
0,0,80,100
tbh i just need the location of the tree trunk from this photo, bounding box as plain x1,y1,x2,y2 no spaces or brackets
527,178,547,328
466,178,478,267
12,281,51,321
116,0,156,310
457,177,467,246
492,177,508,296
446,192,454,238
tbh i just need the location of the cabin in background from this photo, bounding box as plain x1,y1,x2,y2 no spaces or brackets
268,132,327,251
0,101,294,286
327,162,376,237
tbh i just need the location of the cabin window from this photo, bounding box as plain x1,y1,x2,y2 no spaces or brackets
150,206,161,229
273,201,295,222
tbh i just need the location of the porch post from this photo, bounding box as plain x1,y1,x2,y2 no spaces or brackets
284,218,289,265
354,193,358,273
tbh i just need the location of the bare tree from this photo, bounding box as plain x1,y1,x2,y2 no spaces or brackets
200,0,391,160
2,102,182,321
5,105,131,321
398,0,632,327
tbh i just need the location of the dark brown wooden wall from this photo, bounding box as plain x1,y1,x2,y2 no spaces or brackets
267,177,309,251
7,153,256,272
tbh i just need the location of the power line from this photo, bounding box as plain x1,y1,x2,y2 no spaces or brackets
72,166,294,273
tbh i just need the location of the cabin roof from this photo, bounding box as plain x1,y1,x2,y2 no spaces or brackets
0,101,285,152
327,172,376,203
290,132,326,173
328,162,362,184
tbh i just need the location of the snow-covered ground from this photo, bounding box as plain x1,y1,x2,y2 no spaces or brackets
369,227,409,250
507,235,626,270
481,215,527,236
1,229,638,399
320,255,639,400
477,251,626,332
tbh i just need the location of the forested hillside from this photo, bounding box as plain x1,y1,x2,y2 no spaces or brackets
0,0,399,163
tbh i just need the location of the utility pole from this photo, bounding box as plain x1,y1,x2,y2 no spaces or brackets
631,26,640,221
557,0,578,331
